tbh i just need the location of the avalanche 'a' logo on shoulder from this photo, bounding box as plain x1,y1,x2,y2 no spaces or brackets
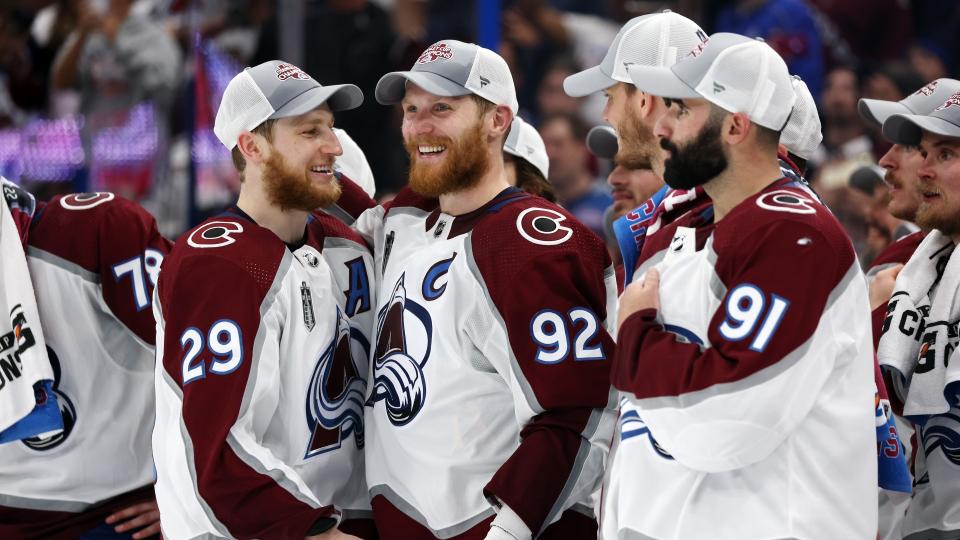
370,274,434,426
516,207,572,246
304,308,367,458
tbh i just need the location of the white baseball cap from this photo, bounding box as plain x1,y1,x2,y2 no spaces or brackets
563,10,706,98
376,40,518,113
859,78,960,128
503,117,549,180
781,76,821,160
586,125,618,160
884,91,960,145
214,60,363,150
629,32,796,131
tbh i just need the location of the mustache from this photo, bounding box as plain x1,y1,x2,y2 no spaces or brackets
405,136,454,149
659,137,679,156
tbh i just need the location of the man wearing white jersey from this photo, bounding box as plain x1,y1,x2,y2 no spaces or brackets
333,40,618,540
607,33,877,539
152,60,374,539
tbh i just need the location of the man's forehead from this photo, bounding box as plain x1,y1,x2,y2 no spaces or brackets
401,84,469,103
921,131,960,149
290,105,334,124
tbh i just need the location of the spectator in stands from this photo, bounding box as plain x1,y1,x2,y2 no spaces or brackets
540,111,611,236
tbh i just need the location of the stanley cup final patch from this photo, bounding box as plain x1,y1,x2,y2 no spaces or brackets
301,282,316,331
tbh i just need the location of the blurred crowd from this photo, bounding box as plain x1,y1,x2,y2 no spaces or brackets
2,0,960,267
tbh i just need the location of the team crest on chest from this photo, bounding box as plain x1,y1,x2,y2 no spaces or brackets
516,207,573,246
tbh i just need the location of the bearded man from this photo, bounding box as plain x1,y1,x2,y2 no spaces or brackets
151,60,375,540
334,40,618,540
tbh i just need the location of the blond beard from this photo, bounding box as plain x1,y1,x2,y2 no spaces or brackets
262,149,341,211
405,123,490,198
616,100,659,173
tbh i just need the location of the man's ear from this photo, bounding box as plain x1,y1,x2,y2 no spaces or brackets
490,106,514,140
724,112,752,146
237,131,266,165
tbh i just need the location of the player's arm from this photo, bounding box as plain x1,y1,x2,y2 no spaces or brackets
1,179,37,247
614,220,858,473
470,220,617,537
157,255,338,539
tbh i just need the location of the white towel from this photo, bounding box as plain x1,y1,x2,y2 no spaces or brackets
878,230,960,419
0,180,57,437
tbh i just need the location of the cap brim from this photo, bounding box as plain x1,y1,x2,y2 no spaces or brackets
883,113,960,145
858,99,910,127
270,84,364,119
627,64,700,99
563,65,616,97
586,126,618,160
375,71,471,105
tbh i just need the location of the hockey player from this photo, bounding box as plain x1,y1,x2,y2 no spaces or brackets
0,180,171,540
332,40,617,539
608,33,878,539
878,87,960,540
152,60,374,539
503,116,554,202
564,10,706,180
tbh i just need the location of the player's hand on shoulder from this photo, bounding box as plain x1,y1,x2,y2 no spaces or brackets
619,268,660,327
104,499,161,540
305,529,363,540
869,264,903,311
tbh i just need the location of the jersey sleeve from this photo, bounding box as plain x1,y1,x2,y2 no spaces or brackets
614,218,859,473
28,194,172,344
157,253,337,539
1,179,37,248
468,212,617,535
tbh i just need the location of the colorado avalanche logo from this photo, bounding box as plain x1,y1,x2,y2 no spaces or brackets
276,63,311,81
22,347,76,451
922,412,960,466
516,207,573,246
417,43,453,64
935,91,960,112
619,398,672,460
370,275,433,426
304,309,366,458
59,192,114,210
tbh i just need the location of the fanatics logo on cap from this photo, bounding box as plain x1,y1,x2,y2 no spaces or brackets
276,63,311,81
915,80,939,97
417,43,454,64
935,91,960,111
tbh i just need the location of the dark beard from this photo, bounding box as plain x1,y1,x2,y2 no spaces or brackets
660,116,728,190
405,123,490,198
262,150,341,211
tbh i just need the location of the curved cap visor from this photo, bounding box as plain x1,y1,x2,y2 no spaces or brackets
628,63,700,99
883,113,960,146
271,83,363,119
376,71,472,105
586,126,619,160
564,65,617,98
858,98,910,127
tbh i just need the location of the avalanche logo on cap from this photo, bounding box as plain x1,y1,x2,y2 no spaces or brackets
276,63,311,81
915,80,939,97
687,38,709,58
417,43,453,64
935,91,960,111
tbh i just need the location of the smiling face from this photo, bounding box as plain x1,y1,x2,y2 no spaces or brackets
401,84,495,198
878,142,924,221
258,106,343,211
915,131,960,236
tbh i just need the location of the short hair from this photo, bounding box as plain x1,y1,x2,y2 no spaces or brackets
230,119,278,178
540,111,589,144
707,103,780,150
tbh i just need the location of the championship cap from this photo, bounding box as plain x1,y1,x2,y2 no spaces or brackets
859,78,960,128
563,10,705,98
781,76,822,160
586,125,618,160
214,60,363,150
629,33,796,131
376,40,518,113
504,117,549,179
883,90,960,145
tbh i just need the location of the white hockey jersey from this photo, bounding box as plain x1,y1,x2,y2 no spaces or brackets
152,207,375,539
0,191,171,539
337,185,618,539
604,180,878,540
